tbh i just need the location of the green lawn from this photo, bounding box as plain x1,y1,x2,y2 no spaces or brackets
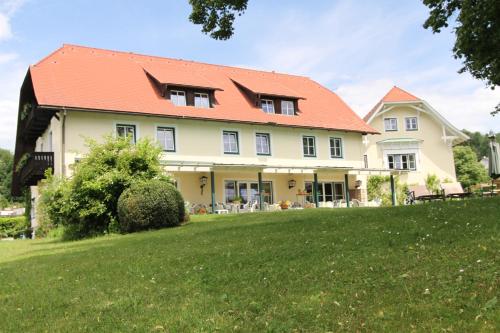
1,198,499,332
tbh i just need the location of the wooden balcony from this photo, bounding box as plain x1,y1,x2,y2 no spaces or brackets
19,152,54,186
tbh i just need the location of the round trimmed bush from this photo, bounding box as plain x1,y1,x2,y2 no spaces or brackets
117,179,184,233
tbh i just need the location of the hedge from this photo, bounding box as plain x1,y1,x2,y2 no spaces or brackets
0,216,29,238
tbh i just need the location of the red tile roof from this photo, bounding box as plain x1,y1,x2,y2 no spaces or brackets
30,44,377,134
363,86,420,122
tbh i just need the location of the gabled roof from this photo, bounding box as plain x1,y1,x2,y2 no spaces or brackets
29,44,377,134
364,86,420,122
363,85,468,142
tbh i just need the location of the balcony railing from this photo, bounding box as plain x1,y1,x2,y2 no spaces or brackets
19,152,54,186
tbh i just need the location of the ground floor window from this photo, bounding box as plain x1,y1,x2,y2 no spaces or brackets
224,180,273,204
305,181,345,202
387,153,416,170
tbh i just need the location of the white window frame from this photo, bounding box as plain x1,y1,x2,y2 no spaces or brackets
329,137,343,158
281,100,295,116
255,133,271,156
156,126,176,152
222,130,239,154
384,117,398,131
170,90,187,106
194,92,210,108
261,99,275,114
405,117,418,131
387,153,417,170
302,135,316,157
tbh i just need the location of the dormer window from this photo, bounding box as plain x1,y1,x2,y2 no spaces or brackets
281,100,295,116
261,99,275,114
171,90,186,106
194,92,210,108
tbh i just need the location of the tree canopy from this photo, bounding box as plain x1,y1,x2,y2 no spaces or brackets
453,145,489,189
422,0,500,114
459,130,500,159
188,0,248,40
0,148,14,205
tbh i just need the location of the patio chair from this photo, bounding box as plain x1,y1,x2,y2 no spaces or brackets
214,202,230,214
441,182,471,199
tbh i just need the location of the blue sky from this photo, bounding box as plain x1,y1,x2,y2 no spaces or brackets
0,0,499,150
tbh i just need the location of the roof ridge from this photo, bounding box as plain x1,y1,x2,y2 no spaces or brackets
33,45,66,67
60,43,311,80
387,85,420,101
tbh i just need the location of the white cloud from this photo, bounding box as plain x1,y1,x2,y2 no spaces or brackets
0,13,12,40
242,1,499,133
0,0,26,150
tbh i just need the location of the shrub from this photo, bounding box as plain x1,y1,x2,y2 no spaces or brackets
0,216,29,238
367,175,408,206
117,180,184,233
38,135,169,239
425,174,441,194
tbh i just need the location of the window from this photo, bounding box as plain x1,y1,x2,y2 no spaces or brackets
305,181,345,202
156,127,176,152
255,133,271,155
170,90,186,106
405,117,418,131
116,124,136,143
387,153,416,170
303,136,316,157
281,100,295,115
261,99,275,114
329,137,343,158
225,181,273,204
223,131,239,154
384,118,398,131
194,92,210,108
363,155,368,168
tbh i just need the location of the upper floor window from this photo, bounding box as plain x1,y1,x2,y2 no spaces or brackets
281,100,295,116
384,118,398,131
171,90,186,106
302,136,316,157
194,92,210,108
116,124,136,143
156,127,176,152
256,133,271,155
261,99,275,114
405,117,418,131
223,131,239,154
329,137,343,158
387,153,416,170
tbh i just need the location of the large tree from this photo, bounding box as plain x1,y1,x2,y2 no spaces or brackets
422,0,500,114
188,0,248,40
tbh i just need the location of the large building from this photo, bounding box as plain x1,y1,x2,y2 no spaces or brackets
11,45,466,230
363,86,468,185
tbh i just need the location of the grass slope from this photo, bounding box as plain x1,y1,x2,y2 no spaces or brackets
0,198,499,332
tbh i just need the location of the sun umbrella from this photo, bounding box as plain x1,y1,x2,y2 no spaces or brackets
488,132,500,180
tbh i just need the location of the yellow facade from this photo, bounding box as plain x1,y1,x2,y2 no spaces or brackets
34,110,372,206
364,103,465,185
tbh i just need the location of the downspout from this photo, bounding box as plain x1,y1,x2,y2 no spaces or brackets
61,108,67,176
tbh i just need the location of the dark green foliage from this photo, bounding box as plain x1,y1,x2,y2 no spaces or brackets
0,198,499,331
460,130,500,159
453,146,489,189
117,180,184,233
189,0,248,40
422,0,500,114
0,148,14,203
39,136,168,239
0,216,29,238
